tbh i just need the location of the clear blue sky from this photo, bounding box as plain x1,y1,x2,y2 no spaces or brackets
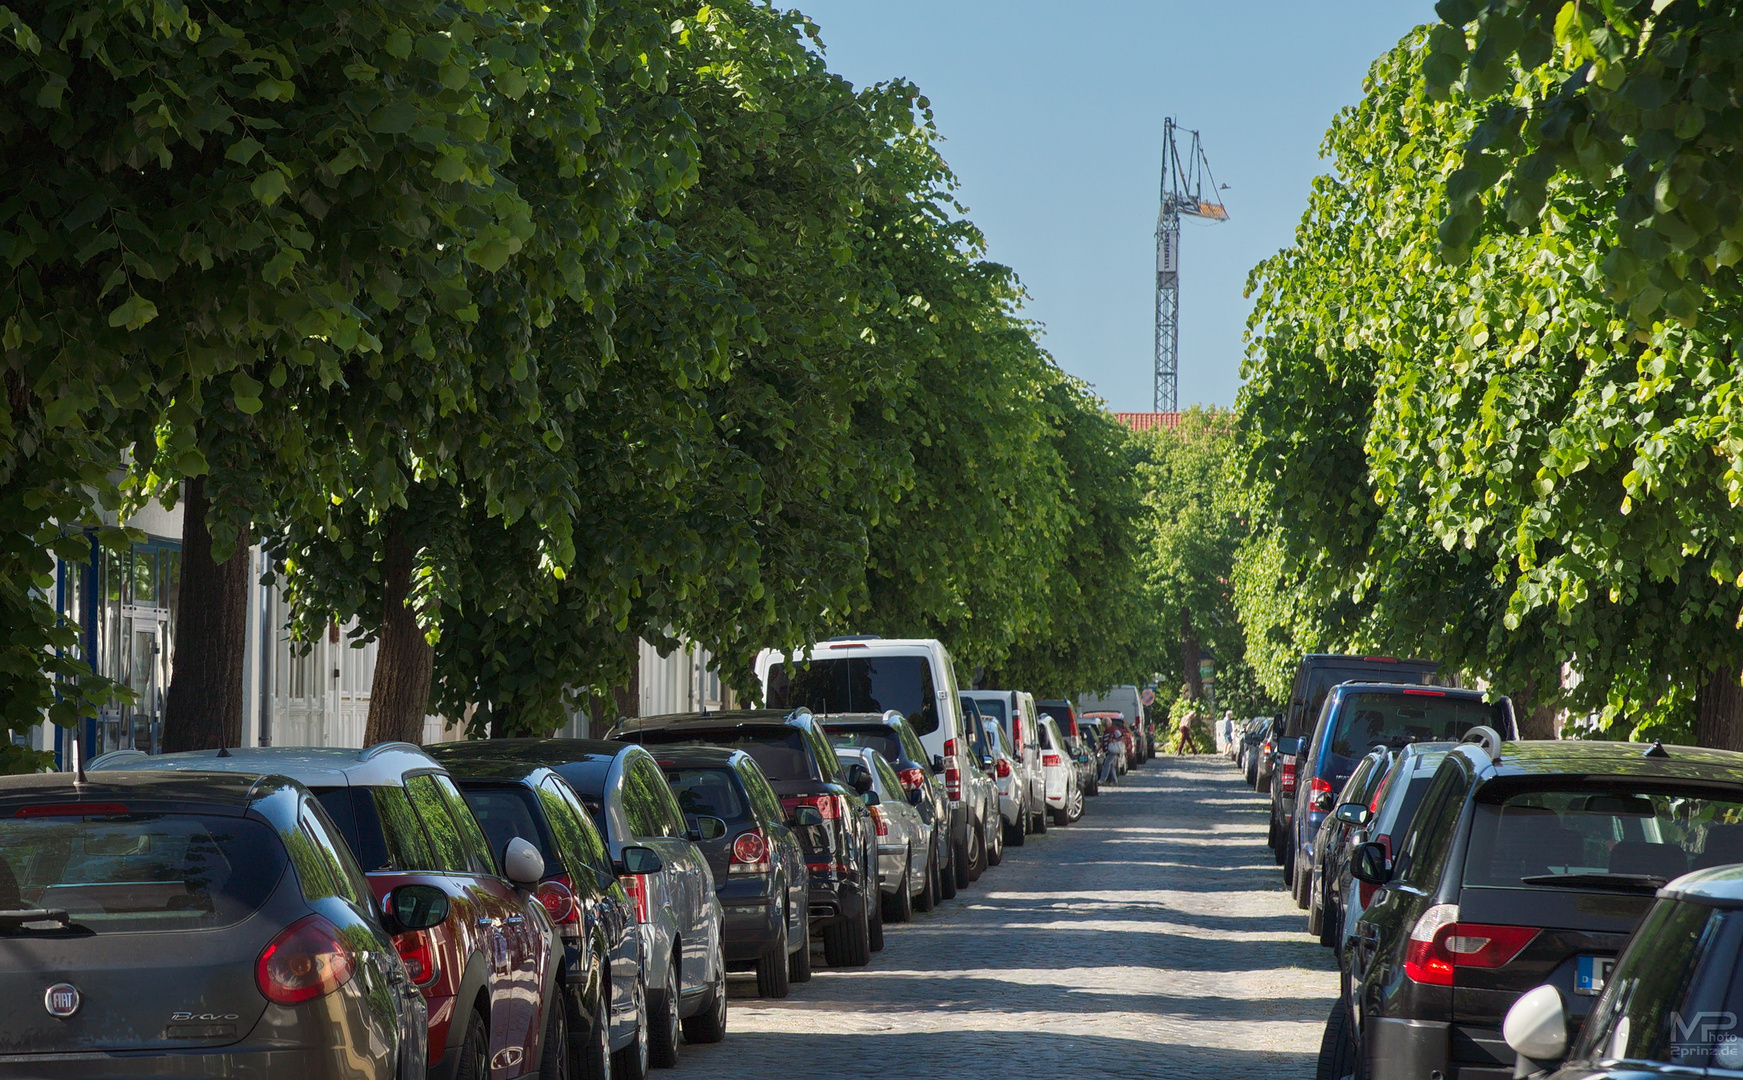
794,1,1436,411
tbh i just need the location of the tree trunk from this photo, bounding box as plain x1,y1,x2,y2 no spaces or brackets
364,523,432,746
1694,665,1743,751
1180,606,1202,701
162,476,252,752
613,651,641,721
1512,678,1560,740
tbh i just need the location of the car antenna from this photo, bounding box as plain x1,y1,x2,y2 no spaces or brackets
216,744,233,758
69,729,85,786
1644,739,1670,759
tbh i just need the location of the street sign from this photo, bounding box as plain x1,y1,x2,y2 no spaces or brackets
1140,687,1155,707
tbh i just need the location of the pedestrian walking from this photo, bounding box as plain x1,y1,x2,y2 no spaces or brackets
1175,709,1198,755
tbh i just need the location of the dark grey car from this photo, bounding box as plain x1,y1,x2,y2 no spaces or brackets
0,770,445,1080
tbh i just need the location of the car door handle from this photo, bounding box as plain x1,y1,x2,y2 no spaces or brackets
505,915,526,926
477,917,499,928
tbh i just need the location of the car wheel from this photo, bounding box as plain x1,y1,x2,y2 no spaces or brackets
822,889,872,966
539,985,571,1080
647,962,679,1069
950,836,968,892
578,976,611,1080
1307,874,1325,938
1295,861,1312,911
1315,995,1364,1080
1086,774,1099,797
1051,801,1070,827
867,874,885,952
1006,809,1027,847
610,974,648,1080
966,824,986,883
680,958,727,1044
914,843,938,912
756,905,791,998
883,856,914,923
1067,786,1084,823
987,816,1004,866
788,904,813,982
1318,881,1340,950
453,1008,488,1080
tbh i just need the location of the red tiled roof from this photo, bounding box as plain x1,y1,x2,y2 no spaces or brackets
1114,412,1181,432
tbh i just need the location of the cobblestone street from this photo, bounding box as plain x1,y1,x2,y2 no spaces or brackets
672,756,1338,1079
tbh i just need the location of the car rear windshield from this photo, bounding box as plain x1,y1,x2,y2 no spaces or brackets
634,728,819,783
0,812,285,934
1294,662,1433,736
1463,788,1743,889
972,698,1008,723
1329,693,1503,758
1036,703,1075,737
766,656,939,736
454,785,559,871
663,768,750,822
829,729,904,765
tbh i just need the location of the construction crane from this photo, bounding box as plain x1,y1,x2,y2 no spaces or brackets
1153,117,1228,413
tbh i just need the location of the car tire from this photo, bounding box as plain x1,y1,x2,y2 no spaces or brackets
987,816,1004,866
867,876,885,953
578,977,611,1080
913,843,938,912
966,825,986,883
1316,995,1364,1080
1307,875,1325,938
788,908,813,983
681,959,727,1044
1086,774,1099,797
1006,811,1026,847
539,986,571,1080
1051,802,1070,827
454,1008,488,1080
1295,862,1312,910
647,963,679,1069
756,907,792,998
1067,786,1084,823
884,857,915,923
1318,881,1340,950
1033,801,1048,834
822,892,871,966
950,837,969,892
611,975,649,1080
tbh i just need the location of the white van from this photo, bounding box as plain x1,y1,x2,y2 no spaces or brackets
757,637,983,890
963,689,1047,840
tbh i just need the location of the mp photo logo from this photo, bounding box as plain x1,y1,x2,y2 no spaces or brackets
1673,1011,1743,1065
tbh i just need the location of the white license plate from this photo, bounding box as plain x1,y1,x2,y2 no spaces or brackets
1575,954,1614,996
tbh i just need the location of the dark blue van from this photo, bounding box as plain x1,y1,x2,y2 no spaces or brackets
1288,683,1515,911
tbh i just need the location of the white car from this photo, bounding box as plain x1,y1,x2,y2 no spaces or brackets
963,689,1048,842
980,716,1033,846
1036,717,1083,825
834,746,932,923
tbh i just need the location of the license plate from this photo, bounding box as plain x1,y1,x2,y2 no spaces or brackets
1575,955,1614,996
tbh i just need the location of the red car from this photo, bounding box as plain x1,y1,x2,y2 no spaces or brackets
95,744,563,1080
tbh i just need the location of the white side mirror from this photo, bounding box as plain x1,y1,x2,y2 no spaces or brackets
503,836,546,886
1503,984,1568,1064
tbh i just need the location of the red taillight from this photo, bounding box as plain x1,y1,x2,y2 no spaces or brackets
1309,776,1334,797
536,876,579,925
944,762,961,801
393,931,440,988
869,805,889,837
995,758,1012,778
782,794,843,820
1358,881,1378,907
1402,904,1538,987
1280,760,1298,796
944,738,956,756
16,802,130,817
619,872,650,923
897,766,926,791
256,914,356,1005
1042,752,1062,767
731,829,770,874
807,861,853,875
1402,688,1447,697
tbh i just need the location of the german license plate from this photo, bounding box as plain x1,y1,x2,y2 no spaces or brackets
1575,955,1614,996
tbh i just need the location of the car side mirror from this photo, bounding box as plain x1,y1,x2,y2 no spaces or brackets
863,790,881,807
791,806,824,827
1350,841,1390,886
1335,803,1372,827
980,755,994,771
848,764,874,795
932,755,946,773
384,883,451,934
502,836,545,887
908,788,924,807
1313,790,1336,813
615,846,663,875
1503,984,1568,1071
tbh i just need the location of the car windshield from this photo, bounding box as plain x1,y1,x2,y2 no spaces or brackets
766,656,939,736
664,768,750,822
1373,755,1448,838
632,728,819,783
1329,692,1503,758
1463,788,1743,889
828,729,904,764
0,812,285,934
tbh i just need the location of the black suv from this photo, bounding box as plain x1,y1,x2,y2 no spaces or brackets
611,709,881,968
822,711,949,911
1328,739,1743,1080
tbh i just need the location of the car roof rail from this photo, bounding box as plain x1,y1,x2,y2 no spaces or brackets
359,741,427,761
88,748,150,769
1461,725,1504,763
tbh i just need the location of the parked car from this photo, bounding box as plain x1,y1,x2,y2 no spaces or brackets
1499,863,1743,1079
1269,654,1438,881
1327,742,1456,966
1240,716,1272,785
1290,683,1515,912
649,745,811,998
821,711,948,909
963,689,1048,840
834,746,932,925
1078,718,1109,787
436,738,726,1071
759,637,981,897
1036,715,1083,826
1039,699,1097,797
0,769,441,1080
978,715,1029,848
1327,739,1743,1080
608,711,881,968
1078,686,1151,762
93,744,561,1080
959,694,1004,875
1255,717,1282,794
1305,744,1394,946
423,749,654,1075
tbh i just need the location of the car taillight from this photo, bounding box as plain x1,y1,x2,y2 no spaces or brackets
1403,904,1539,986
16,802,130,817
393,931,441,988
536,876,579,925
731,829,770,874
897,766,926,791
1042,752,1062,767
781,794,844,820
995,758,1012,778
619,872,650,924
944,761,961,801
807,862,852,876
257,914,356,1005
869,805,889,837
1358,881,1378,908
1279,759,1298,795
1309,777,1333,795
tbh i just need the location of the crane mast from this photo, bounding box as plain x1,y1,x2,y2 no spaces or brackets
1153,118,1228,413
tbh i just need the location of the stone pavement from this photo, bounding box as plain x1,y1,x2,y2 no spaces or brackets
671,755,1339,1079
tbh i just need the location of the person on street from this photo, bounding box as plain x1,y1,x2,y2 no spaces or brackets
1176,708,1198,755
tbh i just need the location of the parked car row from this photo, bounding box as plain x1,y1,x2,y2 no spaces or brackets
0,635,1128,1079
1234,652,1743,1080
